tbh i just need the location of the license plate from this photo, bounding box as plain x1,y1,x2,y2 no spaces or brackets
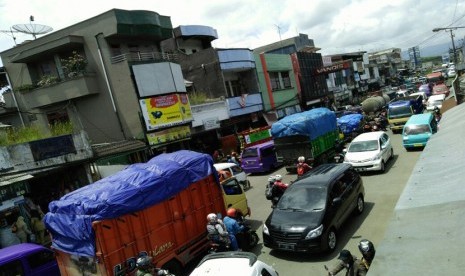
356,168,366,172
413,143,423,147
278,243,295,250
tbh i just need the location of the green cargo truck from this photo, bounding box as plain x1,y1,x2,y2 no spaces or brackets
271,108,339,173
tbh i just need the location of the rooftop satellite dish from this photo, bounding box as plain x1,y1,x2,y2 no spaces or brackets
12,15,53,39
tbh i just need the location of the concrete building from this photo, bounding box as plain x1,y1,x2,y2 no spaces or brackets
161,25,264,154
367,48,403,86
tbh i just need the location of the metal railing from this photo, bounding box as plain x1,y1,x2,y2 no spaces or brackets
110,51,179,64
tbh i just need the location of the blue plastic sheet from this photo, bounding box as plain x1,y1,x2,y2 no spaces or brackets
337,114,364,134
44,150,216,257
271,108,337,140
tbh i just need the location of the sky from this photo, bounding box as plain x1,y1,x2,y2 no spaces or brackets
0,0,465,63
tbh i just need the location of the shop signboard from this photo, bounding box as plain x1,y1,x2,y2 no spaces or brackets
140,94,193,131
146,125,191,146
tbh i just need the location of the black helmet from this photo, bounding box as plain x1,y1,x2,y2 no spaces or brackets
337,249,353,263
358,239,375,256
136,255,152,269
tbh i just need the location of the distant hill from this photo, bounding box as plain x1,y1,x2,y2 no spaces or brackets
402,42,451,59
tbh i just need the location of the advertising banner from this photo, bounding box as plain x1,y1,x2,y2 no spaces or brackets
146,125,191,146
140,94,192,131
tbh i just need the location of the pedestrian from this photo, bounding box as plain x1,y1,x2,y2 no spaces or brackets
327,249,367,276
30,210,46,245
15,216,32,243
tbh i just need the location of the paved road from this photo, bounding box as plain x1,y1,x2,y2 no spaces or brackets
243,130,422,275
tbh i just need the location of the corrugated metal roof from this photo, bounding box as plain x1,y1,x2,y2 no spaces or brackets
91,140,147,159
369,102,465,275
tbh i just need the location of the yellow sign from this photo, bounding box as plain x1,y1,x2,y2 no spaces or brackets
140,94,192,130
146,125,191,146
179,93,193,121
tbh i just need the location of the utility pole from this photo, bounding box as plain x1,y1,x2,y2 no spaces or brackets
432,26,465,65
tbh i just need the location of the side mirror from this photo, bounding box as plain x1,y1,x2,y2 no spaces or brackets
332,197,342,206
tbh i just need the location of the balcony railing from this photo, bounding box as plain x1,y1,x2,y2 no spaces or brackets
110,52,179,64
22,73,99,109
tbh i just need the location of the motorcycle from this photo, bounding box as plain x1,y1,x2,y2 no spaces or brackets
265,175,277,200
236,219,259,251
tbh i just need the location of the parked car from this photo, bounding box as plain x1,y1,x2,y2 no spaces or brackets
214,162,250,190
343,131,394,173
262,163,365,253
426,94,446,111
189,252,279,276
0,243,60,276
432,84,450,97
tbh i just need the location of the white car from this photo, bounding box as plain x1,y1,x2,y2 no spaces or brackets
214,163,250,189
189,252,279,276
343,131,394,173
447,68,457,78
426,94,445,111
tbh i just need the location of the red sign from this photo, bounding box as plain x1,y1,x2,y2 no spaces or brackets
314,61,350,75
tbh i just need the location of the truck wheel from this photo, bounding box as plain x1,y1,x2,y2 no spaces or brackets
162,260,183,276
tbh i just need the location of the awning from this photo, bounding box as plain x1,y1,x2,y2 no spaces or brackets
0,173,34,187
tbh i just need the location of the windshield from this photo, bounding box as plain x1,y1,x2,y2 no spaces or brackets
388,106,413,118
241,148,258,158
348,140,379,152
404,124,430,135
277,186,326,211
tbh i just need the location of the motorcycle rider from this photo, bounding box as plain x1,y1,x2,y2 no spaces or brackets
223,208,246,250
296,156,312,177
358,239,376,272
327,249,367,276
206,213,239,251
136,255,170,276
271,175,289,207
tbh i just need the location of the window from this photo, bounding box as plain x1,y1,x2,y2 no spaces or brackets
281,71,291,88
229,165,243,175
269,71,292,91
222,179,243,195
225,80,241,97
269,72,281,91
27,249,56,269
0,260,24,276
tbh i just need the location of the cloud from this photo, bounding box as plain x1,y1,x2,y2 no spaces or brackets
0,0,464,64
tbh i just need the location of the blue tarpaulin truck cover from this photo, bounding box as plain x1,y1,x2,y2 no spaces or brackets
44,150,216,257
271,107,337,140
337,113,363,134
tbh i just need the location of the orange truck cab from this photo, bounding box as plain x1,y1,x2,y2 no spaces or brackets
44,150,226,276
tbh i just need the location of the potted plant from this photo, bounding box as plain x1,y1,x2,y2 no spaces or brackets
61,51,88,78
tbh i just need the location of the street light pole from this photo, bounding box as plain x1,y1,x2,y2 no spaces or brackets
432,26,465,64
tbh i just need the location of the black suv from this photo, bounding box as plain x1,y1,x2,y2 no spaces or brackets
263,163,365,253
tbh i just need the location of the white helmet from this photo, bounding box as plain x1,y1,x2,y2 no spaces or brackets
207,213,217,223
275,174,282,181
298,156,305,162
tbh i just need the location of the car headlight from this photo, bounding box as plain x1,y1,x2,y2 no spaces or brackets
369,153,382,161
263,224,269,235
305,224,323,239
402,136,408,140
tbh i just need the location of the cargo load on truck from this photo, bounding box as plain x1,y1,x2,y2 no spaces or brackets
361,94,390,114
271,107,338,173
337,113,364,137
44,150,225,276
